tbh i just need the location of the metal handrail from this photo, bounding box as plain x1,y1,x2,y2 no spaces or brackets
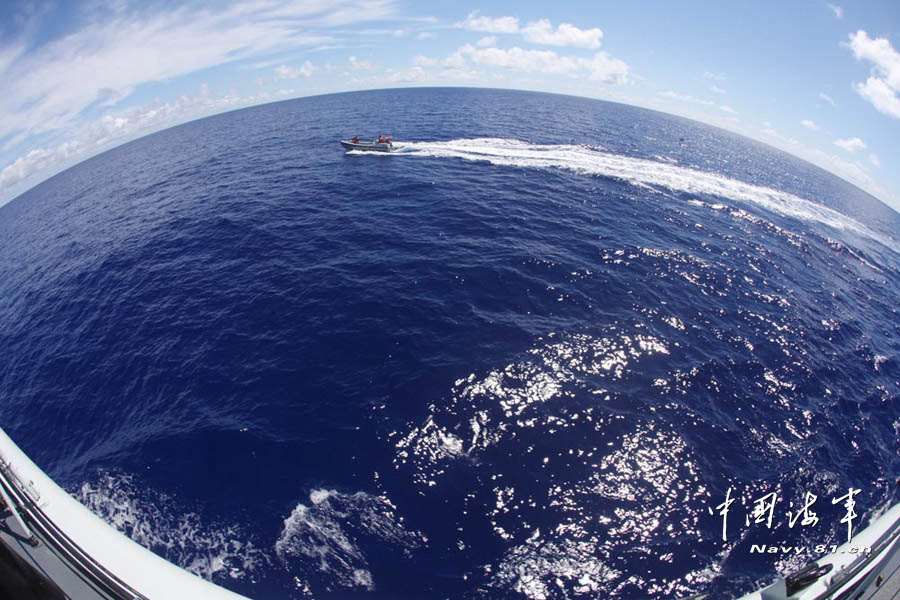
0,456,148,600
0,462,39,546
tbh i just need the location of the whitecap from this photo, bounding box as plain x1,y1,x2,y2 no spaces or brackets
385,138,895,250
75,471,265,582
274,489,425,593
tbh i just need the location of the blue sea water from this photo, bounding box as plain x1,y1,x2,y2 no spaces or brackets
1,87,900,600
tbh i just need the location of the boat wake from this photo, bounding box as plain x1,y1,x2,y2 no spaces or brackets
275,489,425,596
76,471,266,584
384,138,894,250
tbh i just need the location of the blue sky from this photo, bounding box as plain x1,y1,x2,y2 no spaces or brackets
1,0,898,210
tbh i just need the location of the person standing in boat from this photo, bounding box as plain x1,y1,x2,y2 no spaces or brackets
352,135,359,143
378,135,384,143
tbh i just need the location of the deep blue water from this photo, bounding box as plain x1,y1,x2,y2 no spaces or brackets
2,88,900,600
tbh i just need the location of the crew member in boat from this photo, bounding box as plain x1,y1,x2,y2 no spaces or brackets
378,135,384,143
352,135,359,143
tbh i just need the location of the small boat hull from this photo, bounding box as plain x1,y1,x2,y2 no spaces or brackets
340,140,395,152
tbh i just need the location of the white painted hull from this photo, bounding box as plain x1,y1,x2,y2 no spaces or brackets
0,427,253,600
729,501,900,599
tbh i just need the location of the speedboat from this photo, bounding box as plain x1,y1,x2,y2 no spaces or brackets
340,138,398,152
0,426,252,599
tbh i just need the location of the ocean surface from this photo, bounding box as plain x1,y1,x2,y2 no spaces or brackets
1,87,899,600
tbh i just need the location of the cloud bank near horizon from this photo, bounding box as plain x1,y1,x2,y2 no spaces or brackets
0,2,897,210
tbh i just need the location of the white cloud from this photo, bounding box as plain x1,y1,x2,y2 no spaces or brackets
801,119,818,129
348,56,376,70
659,91,714,105
2,89,292,202
96,86,136,107
0,141,84,190
443,46,470,70
1,131,28,153
275,61,317,79
416,32,434,40
0,0,395,146
801,149,887,201
0,41,27,78
461,45,576,73
438,67,483,81
834,136,867,152
847,30,900,118
848,31,900,89
476,36,497,47
385,66,428,83
348,27,408,37
854,76,900,119
407,16,439,24
520,19,604,50
747,123,888,202
412,55,437,67
458,12,519,33
720,104,736,114
578,52,629,83
454,44,628,83
458,13,605,49
869,153,880,167
371,58,482,84
827,3,843,19
703,71,726,81
813,152,882,197
819,92,836,106
710,84,726,94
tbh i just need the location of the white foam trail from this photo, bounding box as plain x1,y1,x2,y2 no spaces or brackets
275,489,425,593
386,138,895,249
76,472,265,582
